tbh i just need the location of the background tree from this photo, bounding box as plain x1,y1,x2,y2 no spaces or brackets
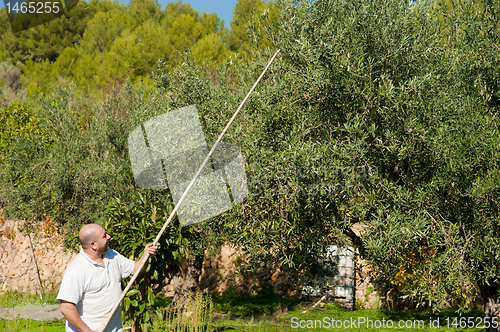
0,0,91,63
128,0,163,27
191,32,230,65
0,0,234,98
79,7,131,54
228,0,278,53
0,59,24,107
0,8,10,61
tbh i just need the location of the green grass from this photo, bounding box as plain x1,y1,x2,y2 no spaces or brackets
0,291,63,332
0,290,490,332
210,305,488,331
205,295,488,332
0,290,59,308
0,319,65,332
210,288,300,316
0,309,489,332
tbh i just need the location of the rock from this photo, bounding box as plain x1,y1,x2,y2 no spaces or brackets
220,245,233,258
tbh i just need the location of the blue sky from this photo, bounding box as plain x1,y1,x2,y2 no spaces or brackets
153,0,239,28
1,0,240,29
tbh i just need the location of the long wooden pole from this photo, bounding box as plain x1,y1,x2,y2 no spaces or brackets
99,49,281,332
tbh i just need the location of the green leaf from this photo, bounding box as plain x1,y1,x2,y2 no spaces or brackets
156,307,163,320
123,297,130,312
147,288,155,305
126,289,139,297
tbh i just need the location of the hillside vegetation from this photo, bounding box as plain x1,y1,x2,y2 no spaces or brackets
0,0,277,102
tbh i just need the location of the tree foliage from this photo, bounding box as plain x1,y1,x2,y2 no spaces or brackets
0,0,91,63
0,59,24,107
0,0,252,97
0,102,50,162
0,81,160,239
153,0,500,322
228,0,278,53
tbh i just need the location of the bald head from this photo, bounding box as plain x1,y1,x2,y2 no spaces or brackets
79,224,102,250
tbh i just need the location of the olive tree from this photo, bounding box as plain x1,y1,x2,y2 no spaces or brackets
155,0,500,327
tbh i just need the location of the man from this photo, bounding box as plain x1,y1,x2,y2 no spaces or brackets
57,223,160,332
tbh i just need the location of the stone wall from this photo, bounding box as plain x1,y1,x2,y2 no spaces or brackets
0,214,378,309
0,217,296,299
0,217,76,295
198,245,298,297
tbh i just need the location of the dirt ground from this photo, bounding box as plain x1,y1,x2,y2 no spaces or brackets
0,304,63,321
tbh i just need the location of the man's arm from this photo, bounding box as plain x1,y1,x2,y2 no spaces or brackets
59,300,97,332
131,243,160,276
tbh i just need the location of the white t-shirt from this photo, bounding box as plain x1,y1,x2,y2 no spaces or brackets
57,248,135,332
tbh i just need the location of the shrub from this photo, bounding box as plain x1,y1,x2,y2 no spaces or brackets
106,192,193,332
0,81,176,246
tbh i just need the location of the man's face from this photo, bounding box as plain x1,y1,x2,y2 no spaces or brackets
93,226,110,255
